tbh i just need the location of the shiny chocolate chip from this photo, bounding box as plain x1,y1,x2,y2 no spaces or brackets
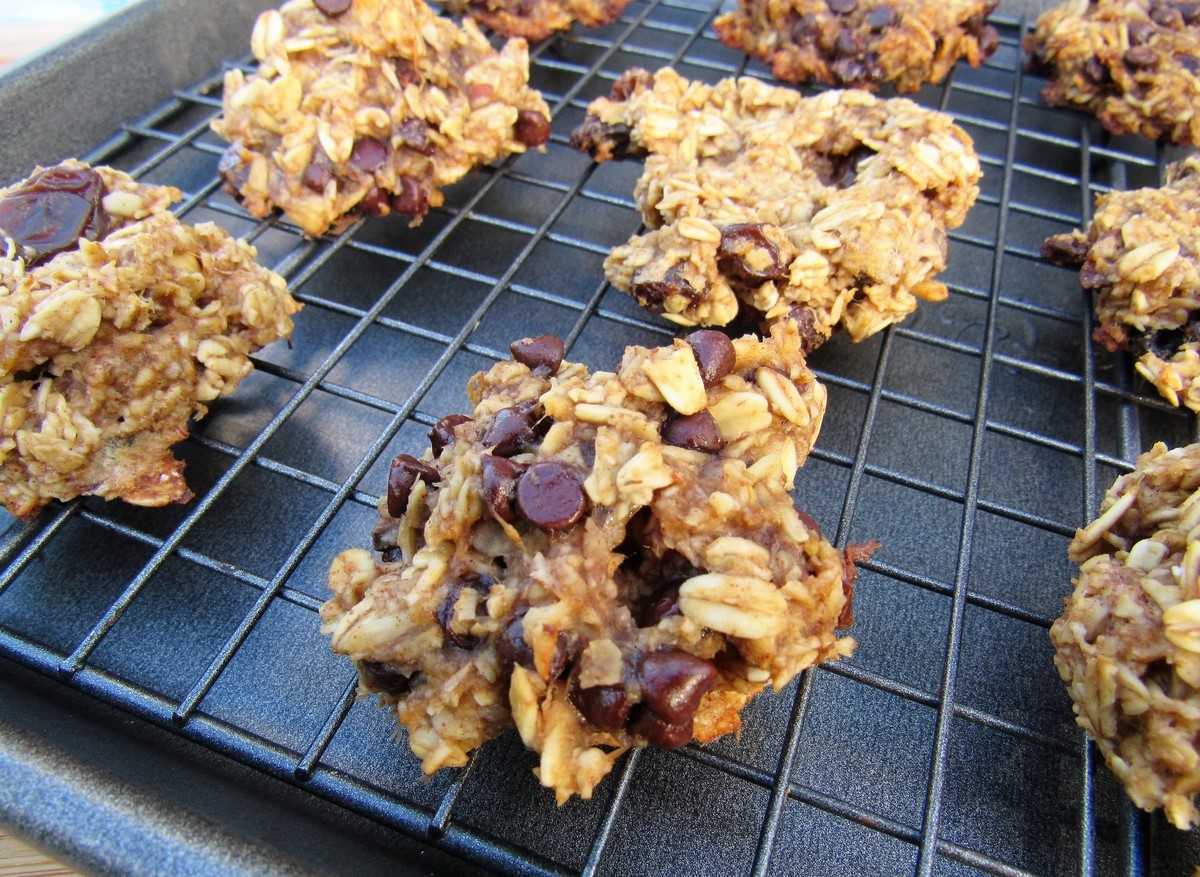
510,334,565,375
570,682,632,731
630,708,693,749
717,223,789,284
0,163,109,268
483,406,536,457
638,649,719,725
496,615,535,669
392,175,428,215
827,0,857,13
387,453,439,517
1124,45,1159,68
684,329,736,387
358,660,414,695
429,414,471,457
436,576,492,650
866,5,895,29
516,461,587,530
514,110,551,147
349,137,389,173
481,454,527,522
632,264,699,313
397,118,435,155
662,410,725,452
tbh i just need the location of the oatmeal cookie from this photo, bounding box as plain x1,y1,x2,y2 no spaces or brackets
1054,441,1200,830
714,0,1000,93
568,68,981,351
211,0,552,237
440,0,631,41
1026,0,1200,147
322,323,873,803
1042,155,1200,412
0,160,300,520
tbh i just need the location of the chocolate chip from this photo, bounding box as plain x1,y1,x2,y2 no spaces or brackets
610,67,653,101
514,110,551,147
358,660,414,695
834,29,862,57
1083,57,1112,84
782,304,825,354
1183,55,1200,75
429,414,471,457
1041,234,1090,267
635,581,683,627
483,406,536,457
630,707,693,749
1175,0,1200,23
217,146,251,193
496,615,534,669
1127,20,1154,44
827,0,857,13
717,223,789,284
1124,45,1159,68
510,334,565,374
481,454,527,522
387,454,440,517
568,118,641,162
436,576,492,650
359,186,391,216
371,517,398,552
392,175,428,215
796,508,823,539
683,329,736,387
0,163,109,268
791,12,821,41
516,461,587,530
314,0,352,14
631,264,700,313
866,5,895,29
570,682,631,730
397,118,435,155
302,153,334,192
1149,1,1177,25
349,137,389,173
662,410,725,452
638,650,719,725
380,547,403,564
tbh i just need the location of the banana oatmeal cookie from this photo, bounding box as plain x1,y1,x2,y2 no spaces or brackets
568,68,981,351
1026,0,1200,147
322,323,873,802
714,0,1000,93
0,160,300,520
1054,441,1200,830
211,0,552,237
1042,155,1200,412
440,0,631,42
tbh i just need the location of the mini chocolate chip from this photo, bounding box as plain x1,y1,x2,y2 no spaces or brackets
630,708,693,749
496,615,534,669
387,454,440,517
662,410,725,452
638,650,719,725
1127,20,1154,44
1124,45,1159,68
359,186,391,215
827,0,857,13
631,264,700,313
314,0,352,14
483,406,536,457
349,137,389,173
516,461,588,530
683,329,736,386
429,414,471,457
481,454,527,522
866,5,896,29
510,334,565,374
392,175,428,215
635,581,683,627
570,682,632,731
717,223,789,284
358,660,414,695
514,110,551,147
397,118,435,155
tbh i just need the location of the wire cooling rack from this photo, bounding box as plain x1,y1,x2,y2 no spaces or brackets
0,2,1196,874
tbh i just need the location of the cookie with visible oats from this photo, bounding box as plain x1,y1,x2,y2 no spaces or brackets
714,0,999,93
1054,441,1200,830
568,68,982,352
211,0,551,237
441,0,631,41
1026,0,1200,147
322,322,874,803
1042,155,1200,412
0,160,300,520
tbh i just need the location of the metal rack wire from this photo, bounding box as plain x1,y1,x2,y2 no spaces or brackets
0,1,1196,874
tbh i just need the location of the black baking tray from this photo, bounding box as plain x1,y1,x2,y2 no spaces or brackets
0,0,1197,874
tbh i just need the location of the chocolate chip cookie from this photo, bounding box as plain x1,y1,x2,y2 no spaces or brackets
1026,0,1200,147
321,322,873,802
569,68,982,352
1042,155,1200,412
1054,441,1200,830
714,0,1000,93
0,161,300,520
211,0,552,237
440,0,631,41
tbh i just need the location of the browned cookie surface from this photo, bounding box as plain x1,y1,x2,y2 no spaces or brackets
1054,441,1200,830
0,161,300,520
211,0,551,237
1026,0,1200,146
714,0,999,92
441,0,631,41
321,323,872,802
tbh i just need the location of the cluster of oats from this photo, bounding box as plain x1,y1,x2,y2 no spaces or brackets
714,0,999,93
0,161,300,520
1054,441,1200,830
569,68,981,352
1042,155,1200,412
440,0,631,42
212,0,551,237
1026,0,1200,147
322,322,866,803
